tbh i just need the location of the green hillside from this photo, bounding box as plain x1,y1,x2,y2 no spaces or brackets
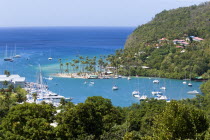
107,2,210,79
125,2,210,48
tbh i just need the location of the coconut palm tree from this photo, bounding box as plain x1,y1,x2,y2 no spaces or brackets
58,58,62,73
66,62,69,74
60,63,64,74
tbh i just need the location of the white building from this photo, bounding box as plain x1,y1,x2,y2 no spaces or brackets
0,74,26,88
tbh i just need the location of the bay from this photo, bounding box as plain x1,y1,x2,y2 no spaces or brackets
0,27,202,107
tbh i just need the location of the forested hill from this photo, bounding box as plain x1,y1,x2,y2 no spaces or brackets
125,2,210,48
107,2,210,79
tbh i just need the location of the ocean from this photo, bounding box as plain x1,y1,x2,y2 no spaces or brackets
0,27,202,107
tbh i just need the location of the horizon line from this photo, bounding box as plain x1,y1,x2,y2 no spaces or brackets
0,25,137,28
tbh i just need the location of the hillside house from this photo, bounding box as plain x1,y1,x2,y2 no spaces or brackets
173,39,189,46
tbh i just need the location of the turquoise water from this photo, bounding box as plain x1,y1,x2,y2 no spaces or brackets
0,27,203,107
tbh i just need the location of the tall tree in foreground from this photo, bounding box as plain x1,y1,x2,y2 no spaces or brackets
0,103,56,140
55,96,124,139
151,101,208,140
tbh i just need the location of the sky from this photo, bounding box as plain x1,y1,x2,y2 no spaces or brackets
0,0,208,27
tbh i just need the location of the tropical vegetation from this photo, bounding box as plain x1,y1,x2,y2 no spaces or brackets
107,2,210,79
0,80,210,139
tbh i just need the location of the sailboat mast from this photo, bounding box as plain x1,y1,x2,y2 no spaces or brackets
5,45,8,58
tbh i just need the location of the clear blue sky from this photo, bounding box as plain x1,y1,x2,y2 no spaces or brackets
0,0,207,27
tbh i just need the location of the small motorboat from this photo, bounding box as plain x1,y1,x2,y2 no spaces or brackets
90,81,94,85
188,83,192,86
160,86,166,90
45,77,53,80
112,85,119,90
153,80,159,84
127,76,131,80
187,90,199,94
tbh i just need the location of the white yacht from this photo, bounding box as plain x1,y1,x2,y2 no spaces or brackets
139,95,147,101
160,86,166,90
45,77,53,80
183,81,187,84
151,91,162,95
132,90,140,98
127,76,131,80
157,95,168,100
187,90,199,94
153,80,159,84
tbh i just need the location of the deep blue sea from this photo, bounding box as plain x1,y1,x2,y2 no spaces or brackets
0,27,203,107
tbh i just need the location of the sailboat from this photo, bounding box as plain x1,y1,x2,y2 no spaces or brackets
160,79,166,90
13,45,21,58
112,75,119,90
48,49,53,60
4,45,13,61
183,71,187,84
132,77,140,98
188,71,192,86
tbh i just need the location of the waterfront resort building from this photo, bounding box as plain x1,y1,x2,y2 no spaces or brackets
0,74,26,88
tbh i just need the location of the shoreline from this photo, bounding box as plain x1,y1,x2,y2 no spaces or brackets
53,72,121,79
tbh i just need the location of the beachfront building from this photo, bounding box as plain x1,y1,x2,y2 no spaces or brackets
0,74,26,88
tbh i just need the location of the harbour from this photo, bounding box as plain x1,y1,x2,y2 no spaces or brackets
0,27,203,107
